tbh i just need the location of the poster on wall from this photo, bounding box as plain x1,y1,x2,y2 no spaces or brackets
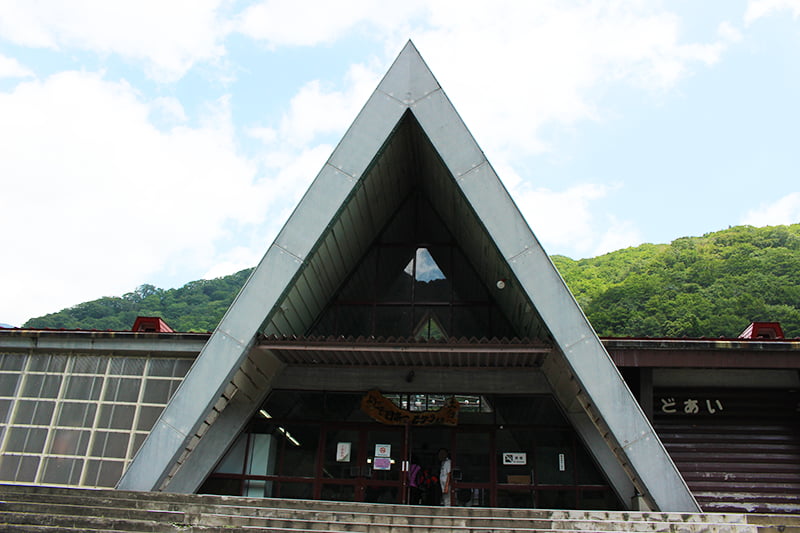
375,444,391,458
336,442,351,462
373,457,392,470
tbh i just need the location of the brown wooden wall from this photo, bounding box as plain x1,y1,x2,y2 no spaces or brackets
654,388,800,513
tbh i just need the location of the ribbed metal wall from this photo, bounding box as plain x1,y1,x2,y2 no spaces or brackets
654,388,800,513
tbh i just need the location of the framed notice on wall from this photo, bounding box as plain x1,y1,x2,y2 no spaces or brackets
502,452,527,465
336,442,351,462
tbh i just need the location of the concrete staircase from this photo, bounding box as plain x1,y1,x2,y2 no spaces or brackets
0,483,796,533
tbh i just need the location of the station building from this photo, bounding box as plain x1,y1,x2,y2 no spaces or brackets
1,42,797,514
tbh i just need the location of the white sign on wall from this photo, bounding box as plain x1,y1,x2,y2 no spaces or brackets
502,452,527,465
375,444,391,458
336,442,351,462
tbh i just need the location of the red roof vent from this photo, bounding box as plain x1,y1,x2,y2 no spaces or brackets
131,316,174,333
738,321,784,340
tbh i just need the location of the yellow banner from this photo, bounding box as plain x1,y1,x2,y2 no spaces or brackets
361,390,460,426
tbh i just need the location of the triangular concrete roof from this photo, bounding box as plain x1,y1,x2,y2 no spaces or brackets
118,42,698,512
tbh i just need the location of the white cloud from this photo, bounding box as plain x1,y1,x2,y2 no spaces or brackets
277,63,376,147
591,216,644,257
0,71,264,325
745,0,800,24
407,2,736,159
0,53,33,78
235,0,427,47
741,192,800,226
507,180,640,258
201,246,262,280
0,0,229,81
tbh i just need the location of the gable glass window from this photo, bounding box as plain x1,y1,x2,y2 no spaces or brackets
310,194,514,340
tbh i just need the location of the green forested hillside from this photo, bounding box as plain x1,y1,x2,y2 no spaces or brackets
24,224,800,338
553,224,800,337
24,269,253,332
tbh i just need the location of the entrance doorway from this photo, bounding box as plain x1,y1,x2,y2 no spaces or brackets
320,425,405,503
199,391,621,510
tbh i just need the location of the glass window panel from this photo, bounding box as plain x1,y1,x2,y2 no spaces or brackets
91,431,129,458
417,199,451,243
121,358,147,376
96,460,124,487
7,427,48,453
276,482,313,500
21,374,61,398
335,305,373,337
278,424,318,477
142,379,172,404
321,484,355,502
97,404,135,430
456,431,490,483
28,355,67,372
322,428,358,479
83,459,100,486
173,359,192,377
493,396,568,427
450,248,489,302
42,456,83,485
50,428,91,456
0,373,21,396
413,307,450,340
57,402,97,428
137,405,165,431
535,431,574,486
13,400,55,425
373,306,412,338
309,308,337,337
496,428,536,484
377,247,414,302
64,375,103,401
537,488,577,509
213,433,248,475
0,454,21,480
365,485,398,504
18,455,40,482
338,250,377,302
131,433,147,455
0,398,11,423
109,357,146,376
489,307,515,339
0,455,40,482
365,429,403,482
72,356,107,375
414,247,450,301
321,393,366,421
148,358,176,377
0,353,25,371
107,358,126,375
497,488,536,508
378,198,415,243
198,476,242,496
575,444,607,485
450,306,489,340
103,377,140,402
580,488,620,510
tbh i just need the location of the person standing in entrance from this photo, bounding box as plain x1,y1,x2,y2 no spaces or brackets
438,448,452,506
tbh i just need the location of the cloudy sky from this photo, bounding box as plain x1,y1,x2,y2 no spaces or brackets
1,1,799,327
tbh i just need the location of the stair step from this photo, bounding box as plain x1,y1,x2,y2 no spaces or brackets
3,483,795,533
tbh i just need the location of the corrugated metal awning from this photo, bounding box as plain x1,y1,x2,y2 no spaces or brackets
257,335,551,368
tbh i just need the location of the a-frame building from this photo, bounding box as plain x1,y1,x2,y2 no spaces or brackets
118,42,698,512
